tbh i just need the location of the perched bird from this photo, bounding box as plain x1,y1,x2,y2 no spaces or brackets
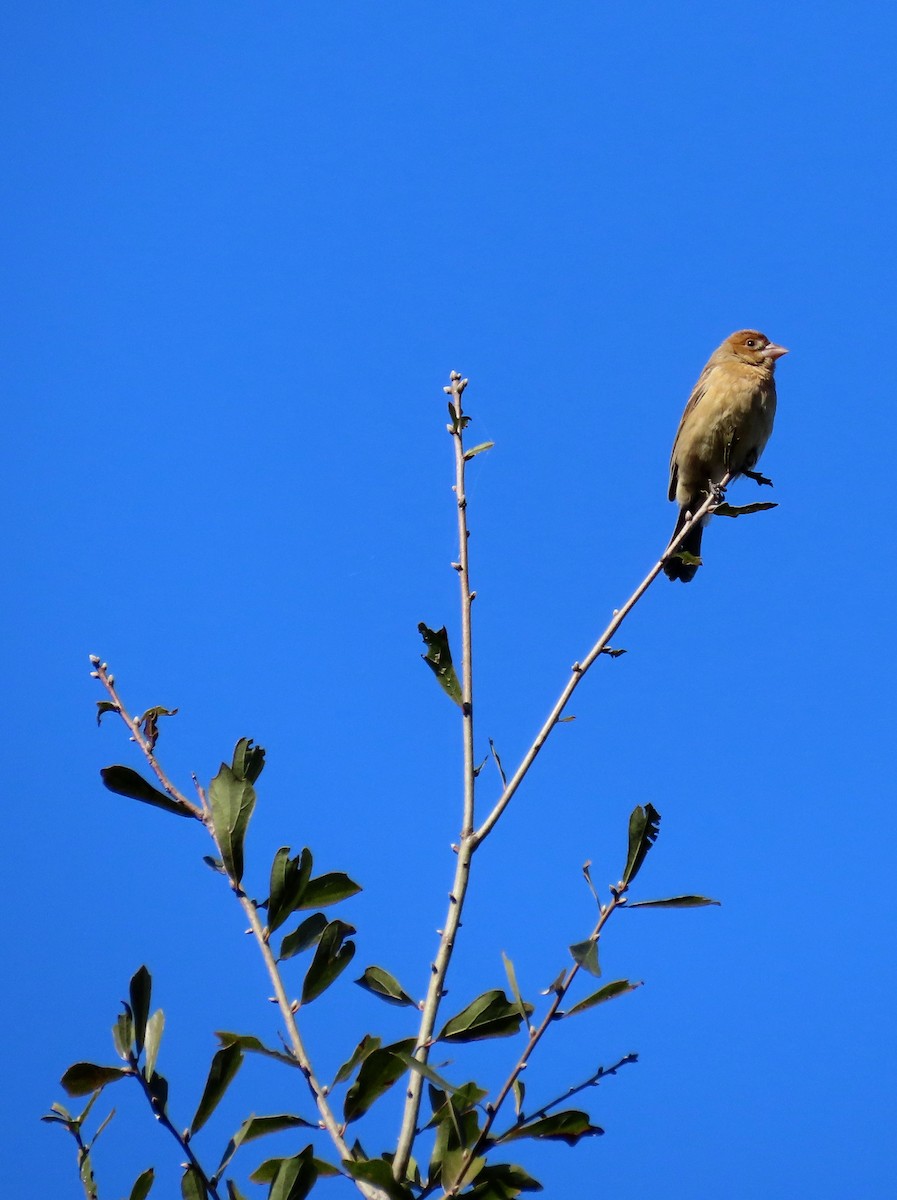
664,329,788,582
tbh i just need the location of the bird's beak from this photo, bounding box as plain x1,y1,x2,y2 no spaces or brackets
763,342,789,360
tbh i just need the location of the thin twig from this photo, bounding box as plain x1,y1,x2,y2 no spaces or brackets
130,1062,222,1200
393,373,479,1182
474,473,732,844
509,1050,638,1126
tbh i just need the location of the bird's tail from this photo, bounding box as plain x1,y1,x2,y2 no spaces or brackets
663,509,704,583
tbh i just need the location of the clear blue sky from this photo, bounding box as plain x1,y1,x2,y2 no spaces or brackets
6,3,896,1197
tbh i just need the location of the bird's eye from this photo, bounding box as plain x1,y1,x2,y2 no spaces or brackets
745,338,756,348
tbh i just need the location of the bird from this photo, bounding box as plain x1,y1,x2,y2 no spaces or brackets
663,329,788,582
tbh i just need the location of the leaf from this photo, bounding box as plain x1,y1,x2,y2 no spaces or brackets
96,701,120,726
581,861,598,903
144,1009,164,1080
279,913,329,961
266,847,313,934
437,989,533,1043
231,737,266,783
713,501,778,517
600,647,627,658
469,1162,544,1196
512,1079,525,1118
343,1039,415,1124
621,803,661,887
190,1043,243,1136
139,706,178,750
202,856,225,874
112,1009,134,1060
129,966,152,1054
128,1167,155,1200
100,767,191,818
418,623,463,706
498,1109,603,1146
501,953,530,1026
300,871,362,909
394,1052,465,1098
180,1165,206,1200
208,763,256,884
332,1034,381,1088
342,1158,412,1200
355,965,416,1008
569,939,601,978
147,1071,169,1114
215,1032,297,1067
226,1183,248,1200
628,895,721,909
541,968,567,996
463,440,495,460
301,920,356,1004
267,1148,318,1200
489,739,507,787
61,1063,128,1097
215,1114,315,1180
564,979,642,1017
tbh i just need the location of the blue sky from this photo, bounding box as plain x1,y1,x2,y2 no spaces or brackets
6,3,897,1197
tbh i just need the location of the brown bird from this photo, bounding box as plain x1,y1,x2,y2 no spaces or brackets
664,329,788,582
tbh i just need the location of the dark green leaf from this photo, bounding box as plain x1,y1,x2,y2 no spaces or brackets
128,1167,155,1200
582,861,599,903
564,979,642,1017
129,966,152,1055
190,1043,243,1136
600,647,627,658
501,952,530,1027
226,1183,248,1200
280,913,329,961
342,1158,412,1200
266,847,313,934
147,1071,169,1114
463,440,495,460
512,1079,525,1118
215,1032,297,1068
394,1052,465,1098
301,920,356,1005
231,737,265,783
113,1009,134,1060
100,766,191,818
61,1063,128,1097
437,989,533,1043
469,1162,544,1196
355,965,416,1008
498,1109,603,1146
202,855,225,874
418,623,463,706
569,939,601,977
441,1148,486,1192
713,500,778,517
215,1114,315,1180
621,803,661,887
139,706,178,749
208,763,256,884
627,895,721,908
300,871,362,909
96,701,119,726
542,969,567,996
180,1165,206,1200
144,1009,164,1079
343,1039,415,1124
489,739,507,787
268,1148,318,1200
332,1034,381,1088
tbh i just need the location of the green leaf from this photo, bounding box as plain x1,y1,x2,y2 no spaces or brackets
332,1034,381,1088
498,1109,603,1146
267,1148,318,1200
301,920,356,1004
512,1079,525,1118
266,847,313,934
343,1039,415,1124
100,766,191,818
564,979,642,1017
355,965,416,1008
394,1052,466,1099
180,1165,207,1200
190,1043,244,1136
300,871,362,909
96,700,119,726
147,1071,169,1114
342,1158,412,1200
437,989,533,1043
202,856,225,874
501,953,530,1027
569,939,601,978
208,763,256,884
279,913,328,961
621,803,661,887
215,1032,297,1068
129,966,152,1055
231,737,266,783
226,1183,248,1200
128,1167,155,1200
112,1008,134,1060
600,647,627,658
542,969,567,996
144,1009,164,1080
469,1162,544,1196
418,623,463,706
138,706,178,749
713,500,778,517
61,1062,129,1097
215,1114,315,1180
627,895,721,908
463,440,495,460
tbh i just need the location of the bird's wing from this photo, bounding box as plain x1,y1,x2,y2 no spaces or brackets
668,368,711,500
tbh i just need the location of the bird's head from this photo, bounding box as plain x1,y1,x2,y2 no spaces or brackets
724,330,789,368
